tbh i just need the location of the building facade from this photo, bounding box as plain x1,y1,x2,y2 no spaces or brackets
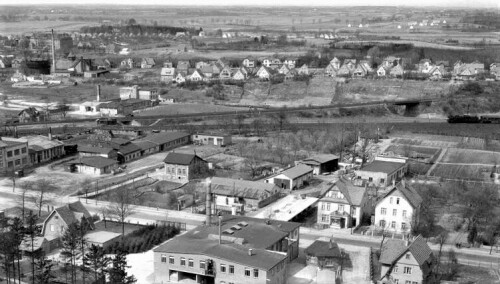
164,152,208,183
192,133,232,146
356,156,408,187
265,164,313,190
0,137,29,173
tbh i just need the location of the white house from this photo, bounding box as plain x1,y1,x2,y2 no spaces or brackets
356,156,408,187
374,181,422,234
265,164,313,190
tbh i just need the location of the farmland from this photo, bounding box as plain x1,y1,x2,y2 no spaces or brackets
441,148,500,165
429,164,491,180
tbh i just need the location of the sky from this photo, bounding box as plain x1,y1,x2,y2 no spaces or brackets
1,0,499,8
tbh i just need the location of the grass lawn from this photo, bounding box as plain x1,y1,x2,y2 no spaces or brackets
441,148,500,165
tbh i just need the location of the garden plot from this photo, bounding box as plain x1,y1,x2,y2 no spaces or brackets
441,148,500,165
206,153,246,171
429,164,492,181
385,144,440,161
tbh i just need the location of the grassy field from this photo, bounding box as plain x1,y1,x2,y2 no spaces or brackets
0,20,98,35
135,103,248,116
385,144,440,159
429,164,491,180
441,148,500,165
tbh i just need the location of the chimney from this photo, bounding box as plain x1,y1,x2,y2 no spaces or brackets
51,29,56,74
329,239,333,249
248,249,253,256
206,178,212,226
96,85,101,102
48,127,52,140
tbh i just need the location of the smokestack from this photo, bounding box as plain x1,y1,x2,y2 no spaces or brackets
96,85,101,102
48,127,52,140
51,29,56,74
206,178,212,225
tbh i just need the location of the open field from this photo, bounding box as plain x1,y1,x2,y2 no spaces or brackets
135,103,249,116
441,148,500,165
429,164,491,180
0,20,98,35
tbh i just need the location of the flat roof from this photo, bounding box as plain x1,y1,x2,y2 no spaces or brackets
76,156,117,168
250,194,318,222
85,231,121,244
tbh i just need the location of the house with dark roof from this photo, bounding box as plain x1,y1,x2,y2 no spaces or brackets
265,164,313,190
41,201,94,250
210,177,282,214
378,235,436,284
69,156,118,175
297,154,339,175
374,180,423,234
135,131,190,152
356,156,408,187
317,177,369,229
153,215,300,283
18,107,42,123
304,238,343,272
141,57,155,69
164,152,208,183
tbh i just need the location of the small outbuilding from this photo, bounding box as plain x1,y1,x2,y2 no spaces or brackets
297,154,339,175
69,156,118,175
304,239,343,271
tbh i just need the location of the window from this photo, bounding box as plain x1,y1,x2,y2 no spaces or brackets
405,281,411,284
393,265,398,273
220,264,226,273
253,269,259,278
396,198,400,204
7,161,13,168
321,203,325,210
21,147,26,154
401,223,407,230
405,253,411,259
200,261,205,269
188,259,194,267
178,168,182,174
403,267,412,274
339,205,344,212
394,279,399,284
180,258,186,266
245,268,251,277
379,220,386,227
393,209,397,216
169,256,174,264
368,177,373,182
390,197,393,204
50,224,55,232
326,203,330,211
321,215,329,223
7,151,12,157
161,255,167,263
182,169,186,175
381,208,387,215
380,178,385,184
402,210,407,218
14,149,19,155
391,221,396,228
15,159,20,166
229,265,234,274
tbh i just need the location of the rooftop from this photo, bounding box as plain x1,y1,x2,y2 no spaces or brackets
301,154,339,165
380,235,432,267
380,181,423,209
85,231,121,244
23,135,64,150
78,145,115,155
138,131,189,146
164,152,204,165
210,177,280,200
278,164,313,180
76,156,118,168
304,239,342,258
358,160,406,174
250,194,318,222
322,178,367,206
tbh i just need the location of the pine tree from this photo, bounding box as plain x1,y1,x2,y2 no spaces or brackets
84,244,111,284
108,249,136,284
34,253,55,284
61,223,80,284
24,212,39,284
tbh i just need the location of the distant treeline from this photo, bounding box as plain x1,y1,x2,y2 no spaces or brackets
460,12,500,29
80,24,192,35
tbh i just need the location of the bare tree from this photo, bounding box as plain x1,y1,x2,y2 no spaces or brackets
435,231,448,273
108,189,136,237
80,178,94,203
19,180,35,222
31,179,56,216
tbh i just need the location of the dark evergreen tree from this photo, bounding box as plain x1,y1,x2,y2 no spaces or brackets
108,249,136,284
84,244,111,284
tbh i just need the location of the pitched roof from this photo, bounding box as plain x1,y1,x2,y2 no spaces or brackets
279,164,313,179
210,177,280,200
358,160,405,174
24,135,64,150
164,152,204,165
131,140,156,151
380,235,433,267
302,154,339,165
304,240,342,258
138,131,189,146
52,201,92,228
77,156,118,168
78,145,115,155
379,182,423,209
118,143,141,155
326,178,367,206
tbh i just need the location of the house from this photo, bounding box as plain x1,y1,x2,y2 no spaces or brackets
195,61,209,69
382,56,400,68
18,107,42,123
378,235,436,284
85,231,122,250
135,131,190,152
153,215,300,284
265,164,313,190
0,137,29,173
78,145,118,159
41,201,93,250
120,85,139,100
490,63,500,80
428,65,447,80
138,89,159,101
242,58,255,68
188,69,205,82
177,60,190,73
377,66,390,77
296,154,339,175
192,133,231,146
210,177,282,214
219,66,232,80
256,66,276,80
374,181,423,233
141,58,155,69
353,62,371,77
262,58,271,67
356,156,408,187
120,58,134,69
453,61,485,80
417,59,433,73
70,156,118,175
232,68,247,81
0,57,12,68
174,72,187,84
330,57,341,70
24,135,65,165
304,239,343,272
297,64,308,75
278,64,290,75
325,63,339,77
93,58,112,70
115,141,142,163
389,65,404,78
337,59,356,76
270,58,282,69
161,67,176,82
284,58,297,69
163,152,208,183
317,177,368,229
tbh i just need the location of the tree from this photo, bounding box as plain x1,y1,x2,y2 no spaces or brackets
24,212,39,284
56,99,71,118
108,189,136,237
34,253,55,284
435,231,448,274
61,223,80,284
31,179,57,216
458,183,497,232
9,217,24,284
274,109,288,133
84,244,110,284
108,250,136,284
80,178,94,203
243,144,261,178
127,18,136,25
367,46,380,66
19,180,35,222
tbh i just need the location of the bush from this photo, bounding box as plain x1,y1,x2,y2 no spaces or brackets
105,225,180,254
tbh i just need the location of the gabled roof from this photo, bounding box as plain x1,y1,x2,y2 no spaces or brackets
78,145,115,155
380,235,433,267
77,156,118,168
142,58,155,65
118,143,141,155
327,178,367,206
45,201,93,231
305,239,342,258
210,177,280,200
164,152,205,165
301,154,339,165
161,67,175,76
138,131,189,146
358,160,405,174
379,182,423,209
24,135,64,150
278,164,313,180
